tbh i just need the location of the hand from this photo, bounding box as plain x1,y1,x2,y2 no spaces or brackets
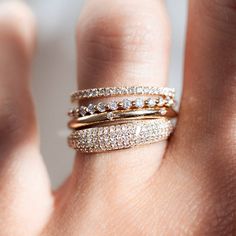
0,0,235,235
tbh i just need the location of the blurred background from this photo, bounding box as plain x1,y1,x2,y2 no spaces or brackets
24,0,188,188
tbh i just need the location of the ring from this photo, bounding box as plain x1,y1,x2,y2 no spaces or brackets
68,118,174,153
68,96,175,118
68,108,177,129
71,86,175,102
68,86,177,153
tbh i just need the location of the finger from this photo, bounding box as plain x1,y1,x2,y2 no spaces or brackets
0,2,52,235
169,0,236,169
51,0,171,232
75,0,170,177
62,0,170,214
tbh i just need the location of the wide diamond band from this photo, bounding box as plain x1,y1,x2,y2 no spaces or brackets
68,118,174,153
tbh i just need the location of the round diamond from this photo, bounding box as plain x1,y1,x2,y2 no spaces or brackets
105,88,111,96
165,96,174,107
108,101,118,111
128,87,135,94
146,98,156,107
144,87,150,94
159,108,167,115
87,104,96,114
91,89,98,97
79,106,87,116
99,88,105,96
106,112,114,120
135,98,144,108
157,96,166,106
122,99,132,109
136,86,143,94
121,87,128,94
97,102,106,112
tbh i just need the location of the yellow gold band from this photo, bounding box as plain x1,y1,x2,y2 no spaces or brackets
68,108,177,129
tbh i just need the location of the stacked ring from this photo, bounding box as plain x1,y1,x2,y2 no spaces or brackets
68,86,177,153
68,96,175,118
68,118,174,153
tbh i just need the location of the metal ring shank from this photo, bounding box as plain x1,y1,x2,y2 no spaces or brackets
68,108,177,129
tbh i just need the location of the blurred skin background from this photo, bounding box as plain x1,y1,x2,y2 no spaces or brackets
24,0,187,187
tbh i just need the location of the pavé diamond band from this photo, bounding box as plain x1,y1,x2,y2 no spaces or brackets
68,118,174,153
71,86,175,102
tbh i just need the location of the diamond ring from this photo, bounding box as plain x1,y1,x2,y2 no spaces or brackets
71,86,175,102
68,118,174,153
68,86,177,153
68,96,175,118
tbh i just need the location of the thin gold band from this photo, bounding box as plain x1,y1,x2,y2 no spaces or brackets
68,108,177,129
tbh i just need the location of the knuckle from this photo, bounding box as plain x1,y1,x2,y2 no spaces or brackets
0,97,35,149
0,2,35,59
77,9,170,66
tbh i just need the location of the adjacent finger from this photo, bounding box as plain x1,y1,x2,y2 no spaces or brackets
170,0,236,170
0,2,52,235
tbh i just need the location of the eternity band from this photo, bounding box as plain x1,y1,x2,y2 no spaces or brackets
68,118,174,153
68,96,175,118
71,86,175,102
68,108,177,129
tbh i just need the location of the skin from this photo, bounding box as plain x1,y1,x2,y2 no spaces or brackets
0,0,235,235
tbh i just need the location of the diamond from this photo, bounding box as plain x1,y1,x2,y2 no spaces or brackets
122,99,132,109
106,112,114,120
128,86,135,94
159,108,167,115
135,98,144,108
83,90,89,98
136,86,143,94
157,96,165,106
144,87,150,94
105,88,111,96
150,87,156,94
146,98,156,107
121,87,128,94
165,96,174,107
87,104,96,114
99,88,106,96
109,88,115,95
79,106,87,116
108,101,118,111
91,89,98,97
97,102,106,112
